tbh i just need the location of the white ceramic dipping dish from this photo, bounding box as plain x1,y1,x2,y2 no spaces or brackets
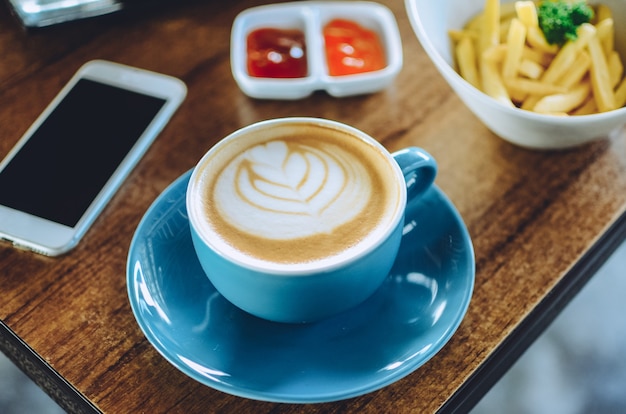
231,1,403,99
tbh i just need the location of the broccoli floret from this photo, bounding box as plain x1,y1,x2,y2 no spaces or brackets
538,0,594,45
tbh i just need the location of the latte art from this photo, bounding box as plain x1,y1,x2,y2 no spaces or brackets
214,139,371,240
193,122,401,265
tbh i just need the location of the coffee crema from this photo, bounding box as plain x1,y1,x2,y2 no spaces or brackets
193,123,401,265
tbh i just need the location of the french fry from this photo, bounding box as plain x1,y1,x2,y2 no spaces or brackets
541,23,596,85
499,18,513,44
508,87,528,104
556,51,591,88
519,59,545,79
595,18,614,58
522,46,553,67
456,36,481,89
515,1,538,27
500,2,519,18
467,2,519,35
504,78,567,96
533,82,591,113
615,78,626,107
503,18,527,79
587,32,616,111
608,51,623,87
480,0,501,53
571,96,598,115
481,59,514,107
449,29,478,43
527,26,559,54
482,44,507,63
521,94,541,111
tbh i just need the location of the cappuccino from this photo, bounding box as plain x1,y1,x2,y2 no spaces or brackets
190,121,403,267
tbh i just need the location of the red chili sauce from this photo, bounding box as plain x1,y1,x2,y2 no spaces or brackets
323,19,386,76
246,28,308,78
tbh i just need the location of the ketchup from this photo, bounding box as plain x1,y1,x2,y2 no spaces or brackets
323,19,386,76
246,28,308,78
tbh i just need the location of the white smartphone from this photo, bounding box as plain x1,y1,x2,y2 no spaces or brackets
0,60,187,256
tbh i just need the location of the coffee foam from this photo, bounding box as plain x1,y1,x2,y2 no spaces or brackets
214,138,372,239
192,122,402,266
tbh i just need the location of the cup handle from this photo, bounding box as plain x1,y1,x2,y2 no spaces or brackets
392,147,438,201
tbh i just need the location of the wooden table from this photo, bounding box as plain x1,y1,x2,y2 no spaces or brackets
2,0,626,412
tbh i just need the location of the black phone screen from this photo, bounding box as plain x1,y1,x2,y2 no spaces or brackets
0,79,166,227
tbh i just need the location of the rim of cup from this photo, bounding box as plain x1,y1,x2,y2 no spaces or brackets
186,117,407,275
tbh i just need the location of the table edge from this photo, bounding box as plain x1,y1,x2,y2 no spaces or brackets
439,209,626,413
0,320,101,414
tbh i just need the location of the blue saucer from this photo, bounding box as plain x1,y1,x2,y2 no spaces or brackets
127,171,475,403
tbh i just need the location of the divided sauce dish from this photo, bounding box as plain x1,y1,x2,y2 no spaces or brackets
231,1,403,99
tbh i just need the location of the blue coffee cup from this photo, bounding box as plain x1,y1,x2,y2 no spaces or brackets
187,118,437,323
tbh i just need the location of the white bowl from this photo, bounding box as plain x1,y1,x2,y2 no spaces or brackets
405,0,626,150
231,1,403,99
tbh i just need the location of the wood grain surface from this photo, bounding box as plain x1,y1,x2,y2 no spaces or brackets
1,0,626,413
